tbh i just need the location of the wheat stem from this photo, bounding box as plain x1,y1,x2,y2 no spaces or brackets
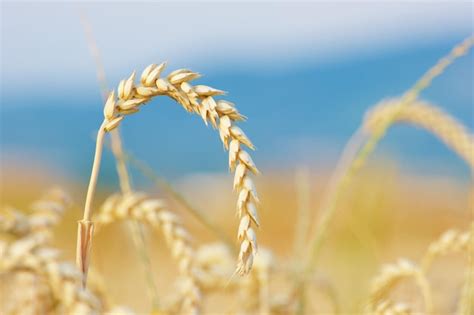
305,127,367,271
83,120,107,223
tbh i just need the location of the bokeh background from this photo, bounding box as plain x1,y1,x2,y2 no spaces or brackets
1,1,473,313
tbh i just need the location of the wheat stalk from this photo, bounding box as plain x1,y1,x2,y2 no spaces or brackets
77,63,260,284
366,259,432,314
95,192,201,314
364,99,474,169
301,36,474,296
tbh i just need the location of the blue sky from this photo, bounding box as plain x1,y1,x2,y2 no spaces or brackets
1,1,473,183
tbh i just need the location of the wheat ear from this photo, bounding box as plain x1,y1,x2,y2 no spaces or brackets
0,235,102,314
95,192,201,314
366,259,432,314
304,36,474,277
0,188,70,238
77,63,260,281
364,99,474,169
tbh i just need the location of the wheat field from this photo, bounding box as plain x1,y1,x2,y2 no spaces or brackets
1,3,473,315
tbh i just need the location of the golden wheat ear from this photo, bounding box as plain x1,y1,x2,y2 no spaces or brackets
79,62,260,277
76,220,94,287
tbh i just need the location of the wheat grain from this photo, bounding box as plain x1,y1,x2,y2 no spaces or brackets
78,63,260,281
364,99,474,169
366,259,432,314
95,192,201,314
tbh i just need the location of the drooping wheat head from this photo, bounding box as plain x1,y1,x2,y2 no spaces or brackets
364,99,474,169
77,63,260,285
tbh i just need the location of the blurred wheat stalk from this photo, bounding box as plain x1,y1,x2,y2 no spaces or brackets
299,36,474,314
